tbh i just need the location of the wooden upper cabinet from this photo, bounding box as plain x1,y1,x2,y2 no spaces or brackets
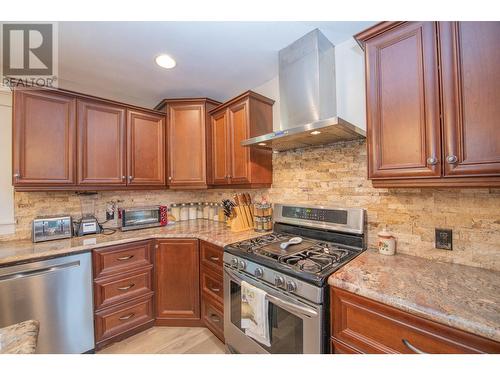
357,21,500,187
127,110,166,186
228,100,251,184
155,239,201,324
209,91,274,188
13,90,76,186
439,22,500,177
211,109,229,185
157,99,220,189
77,99,126,186
363,22,441,179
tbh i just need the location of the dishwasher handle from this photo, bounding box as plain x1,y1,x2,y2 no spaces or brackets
0,261,80,282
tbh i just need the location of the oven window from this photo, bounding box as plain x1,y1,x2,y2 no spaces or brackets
230,280,304,354
123,210,159,226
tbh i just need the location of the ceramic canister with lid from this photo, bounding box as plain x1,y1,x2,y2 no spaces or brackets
378,227,396,255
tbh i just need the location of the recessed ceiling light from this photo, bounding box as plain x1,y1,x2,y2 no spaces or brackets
311,131,321,135
155,54,176,69
258,143,267,146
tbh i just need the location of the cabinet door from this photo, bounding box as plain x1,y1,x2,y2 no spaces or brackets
211,109,229,185
365,22,441,179
77,100,126,185
13,90,76,186
228,100,251,184
167,103,207,187
127,110,166,186
155,239,200,323
440,22,500,177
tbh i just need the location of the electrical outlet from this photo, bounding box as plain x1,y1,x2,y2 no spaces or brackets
435,228,453,250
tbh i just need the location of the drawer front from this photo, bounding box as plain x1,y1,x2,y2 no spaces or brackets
201,296,224,342
95,294,154,343
201,266,223,304
331,287,500,354
93,240,152,279
94,266,153,310
200,241,223,272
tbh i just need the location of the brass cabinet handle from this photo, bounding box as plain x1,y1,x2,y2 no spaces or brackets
122,175,126,181
209,256,220,261
118,313,135,321
117,283,135,291
209,287,221,292
116,255,134,261
426,157,438,165
446,155,458,164
402,339,427,354
128,175,133,182
209,314,221,323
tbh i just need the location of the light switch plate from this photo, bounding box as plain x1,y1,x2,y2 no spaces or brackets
435,228,452,250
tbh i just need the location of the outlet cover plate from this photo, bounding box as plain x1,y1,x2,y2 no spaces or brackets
435,228,453,250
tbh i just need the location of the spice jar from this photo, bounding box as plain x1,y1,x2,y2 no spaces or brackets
188,203,197,220
203,203,210,219
217,203,225,222
170,203,180,222
208,203,216,221
179,203,189,221
378,228,396,255
196,202,204,219
254,216,272,232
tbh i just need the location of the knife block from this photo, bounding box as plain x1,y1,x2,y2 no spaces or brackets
229,205,254,232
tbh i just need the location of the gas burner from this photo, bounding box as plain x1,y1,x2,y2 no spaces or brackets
235,233,289,252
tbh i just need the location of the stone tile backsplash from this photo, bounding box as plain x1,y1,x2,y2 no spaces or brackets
2,139,499,271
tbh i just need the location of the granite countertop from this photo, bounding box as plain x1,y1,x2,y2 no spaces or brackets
0,219,263,267
328,249,500,342
0,320,39,354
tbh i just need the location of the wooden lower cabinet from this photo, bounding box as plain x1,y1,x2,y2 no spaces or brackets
200,241,225,342
93,240,154,350
331,287,500,354
94,294,154,345
155,239,202,326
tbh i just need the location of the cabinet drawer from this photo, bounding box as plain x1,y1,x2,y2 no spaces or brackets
331,287,500,354
201,296,224,342
95,294,154,344
94,266,153,310
201,266,223,304
200,241,223,272
93,240,152,279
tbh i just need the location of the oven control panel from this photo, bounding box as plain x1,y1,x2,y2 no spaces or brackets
281,206,347,224
223,252,323,304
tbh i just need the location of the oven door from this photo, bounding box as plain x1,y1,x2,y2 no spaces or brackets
223,265,323,354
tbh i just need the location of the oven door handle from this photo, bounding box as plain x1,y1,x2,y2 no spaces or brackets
224,267,318,319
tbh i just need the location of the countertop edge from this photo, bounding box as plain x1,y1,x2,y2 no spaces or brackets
328,272,499,343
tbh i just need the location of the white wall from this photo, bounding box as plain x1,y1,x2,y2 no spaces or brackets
252,37,366,131
0,89,15,235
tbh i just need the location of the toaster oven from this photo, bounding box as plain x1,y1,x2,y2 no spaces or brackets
118,206,167,231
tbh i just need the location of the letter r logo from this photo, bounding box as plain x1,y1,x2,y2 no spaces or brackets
2,24,53,75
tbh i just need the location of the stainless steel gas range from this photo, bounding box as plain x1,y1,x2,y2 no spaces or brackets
223,203,366,354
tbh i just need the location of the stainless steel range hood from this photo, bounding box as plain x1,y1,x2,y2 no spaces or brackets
241,29,365,152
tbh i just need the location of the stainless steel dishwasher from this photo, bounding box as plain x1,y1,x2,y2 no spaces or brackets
0,252,94,353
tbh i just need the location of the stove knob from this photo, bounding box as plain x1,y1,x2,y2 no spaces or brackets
238,260,247,270
231,258,238,267
286,281,297,293
275,276,285,288
254,268,263,278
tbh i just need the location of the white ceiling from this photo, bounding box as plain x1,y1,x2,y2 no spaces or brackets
57,21,376,108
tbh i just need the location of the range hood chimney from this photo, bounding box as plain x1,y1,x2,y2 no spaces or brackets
242,29,365,151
